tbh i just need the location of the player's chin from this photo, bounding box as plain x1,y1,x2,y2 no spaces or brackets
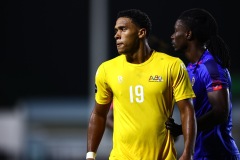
172,46,179,52
171,44,177,50
117,48,124,54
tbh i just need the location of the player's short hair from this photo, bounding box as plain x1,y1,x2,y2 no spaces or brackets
117,9,152,37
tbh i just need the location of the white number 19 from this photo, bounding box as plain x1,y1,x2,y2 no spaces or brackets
129,85,144,103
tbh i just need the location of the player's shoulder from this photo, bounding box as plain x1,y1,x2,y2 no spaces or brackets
154,51,182,63
102,55,124,66
199,51,220,73
98,55,124,71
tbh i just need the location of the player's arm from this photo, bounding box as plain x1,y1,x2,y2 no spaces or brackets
87,101,111,160
197,89,229,131
176,98,197,160
166,89,229,136
165,59,195,138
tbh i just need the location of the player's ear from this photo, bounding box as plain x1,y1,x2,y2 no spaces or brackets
138,28,146,38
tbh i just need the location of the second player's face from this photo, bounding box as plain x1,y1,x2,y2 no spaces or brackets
114,17,140,54
171,19,189,52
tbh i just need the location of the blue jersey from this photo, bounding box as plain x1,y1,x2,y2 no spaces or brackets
187,50,240,159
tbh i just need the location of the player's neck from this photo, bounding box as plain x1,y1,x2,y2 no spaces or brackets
126,47,153,64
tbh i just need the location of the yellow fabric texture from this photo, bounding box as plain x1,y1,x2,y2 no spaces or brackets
95,51,195,160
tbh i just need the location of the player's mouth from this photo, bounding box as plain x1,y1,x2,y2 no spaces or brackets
116,42,123,48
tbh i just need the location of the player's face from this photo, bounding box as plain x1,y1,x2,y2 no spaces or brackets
171,19,189,52
114,17,140,54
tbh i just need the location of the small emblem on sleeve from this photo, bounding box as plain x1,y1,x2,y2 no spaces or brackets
95,84,97,93
213,84,222,91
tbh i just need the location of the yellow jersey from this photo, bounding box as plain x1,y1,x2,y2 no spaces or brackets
95,51,195,160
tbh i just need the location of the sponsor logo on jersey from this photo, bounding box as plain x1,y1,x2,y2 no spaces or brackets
149,75,163,82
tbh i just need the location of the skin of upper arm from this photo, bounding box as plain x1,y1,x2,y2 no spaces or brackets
207,88,230,121
93,101,112,119
177,98,195,117
176,98,196,156
176,99,196,133
176,98,196,131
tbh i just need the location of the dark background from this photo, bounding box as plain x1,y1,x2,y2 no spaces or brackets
1,0,239,107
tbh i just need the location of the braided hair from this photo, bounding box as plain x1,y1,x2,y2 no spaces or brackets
178,8,230,69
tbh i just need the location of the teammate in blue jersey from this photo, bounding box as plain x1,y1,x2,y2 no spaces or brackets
166,8,240,160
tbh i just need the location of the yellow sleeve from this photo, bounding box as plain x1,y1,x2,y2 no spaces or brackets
95,63,112,104
172,58,196,101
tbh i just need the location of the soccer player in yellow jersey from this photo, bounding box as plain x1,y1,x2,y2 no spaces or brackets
86,9,197,160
